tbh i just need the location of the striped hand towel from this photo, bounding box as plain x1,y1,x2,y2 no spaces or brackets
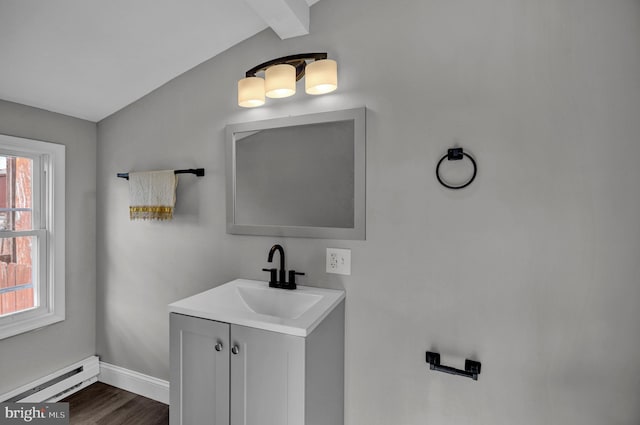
128,170,178,221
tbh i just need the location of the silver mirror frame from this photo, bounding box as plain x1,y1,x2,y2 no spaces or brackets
226,107,366,240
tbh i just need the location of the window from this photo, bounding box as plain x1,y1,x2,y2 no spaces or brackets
0,134,65,340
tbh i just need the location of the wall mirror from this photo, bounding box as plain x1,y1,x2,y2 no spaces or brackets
226,107,365,239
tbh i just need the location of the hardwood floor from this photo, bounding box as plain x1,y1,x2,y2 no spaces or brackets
62,382,168,425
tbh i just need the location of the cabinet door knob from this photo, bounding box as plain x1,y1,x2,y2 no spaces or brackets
214,343,223,352
231,345,240,355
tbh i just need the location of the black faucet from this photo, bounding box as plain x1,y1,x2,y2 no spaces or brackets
262,244,304,290
268,244,286,285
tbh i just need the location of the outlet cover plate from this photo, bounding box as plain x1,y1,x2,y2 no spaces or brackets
326,248,351,275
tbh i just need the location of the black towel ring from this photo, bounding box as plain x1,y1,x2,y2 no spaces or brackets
436,148,477,190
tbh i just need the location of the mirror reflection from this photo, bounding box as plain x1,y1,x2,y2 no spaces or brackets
235,121,354,228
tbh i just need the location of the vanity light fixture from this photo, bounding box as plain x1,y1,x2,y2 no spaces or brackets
238,53,337,108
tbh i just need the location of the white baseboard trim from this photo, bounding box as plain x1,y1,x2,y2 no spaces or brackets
98,362,169,405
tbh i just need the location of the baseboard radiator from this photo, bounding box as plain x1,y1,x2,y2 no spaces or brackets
0,356,99,403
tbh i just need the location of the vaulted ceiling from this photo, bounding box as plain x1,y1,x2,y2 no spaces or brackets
0,0,319,122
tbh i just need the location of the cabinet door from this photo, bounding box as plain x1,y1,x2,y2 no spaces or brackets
230,324,305,425
170,313,230,425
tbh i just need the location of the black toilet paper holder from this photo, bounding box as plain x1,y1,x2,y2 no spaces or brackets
425,351,481,381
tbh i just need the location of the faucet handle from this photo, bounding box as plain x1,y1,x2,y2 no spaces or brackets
262,268,278,287
285,270,305,290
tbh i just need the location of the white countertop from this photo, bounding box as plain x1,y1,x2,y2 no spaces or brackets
168,279,345,337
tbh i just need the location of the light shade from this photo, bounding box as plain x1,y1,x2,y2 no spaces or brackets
265,64,296,98
238,77,265,108
305,59,338,95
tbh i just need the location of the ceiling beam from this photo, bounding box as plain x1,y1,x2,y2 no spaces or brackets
245,0,310,39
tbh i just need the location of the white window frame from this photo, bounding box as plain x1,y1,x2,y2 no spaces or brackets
0,134,65,340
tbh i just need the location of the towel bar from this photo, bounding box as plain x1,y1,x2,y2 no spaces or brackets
117,168,205,180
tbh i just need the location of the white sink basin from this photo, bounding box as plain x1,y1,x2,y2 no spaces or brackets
168,279,345,337
236,285,322,319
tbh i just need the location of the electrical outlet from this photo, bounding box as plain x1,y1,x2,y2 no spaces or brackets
326,248,351,275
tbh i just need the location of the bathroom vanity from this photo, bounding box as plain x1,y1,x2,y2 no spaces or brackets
168,279,345,425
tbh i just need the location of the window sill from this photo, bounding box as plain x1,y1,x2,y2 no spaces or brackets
0,310,65,340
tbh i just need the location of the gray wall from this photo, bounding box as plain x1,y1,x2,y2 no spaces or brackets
96,0,640,423
0,100,96,394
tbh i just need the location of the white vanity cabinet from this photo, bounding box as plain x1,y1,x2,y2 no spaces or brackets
169,282,344,425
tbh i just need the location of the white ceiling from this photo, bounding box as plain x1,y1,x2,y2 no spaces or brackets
0,0,319,122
